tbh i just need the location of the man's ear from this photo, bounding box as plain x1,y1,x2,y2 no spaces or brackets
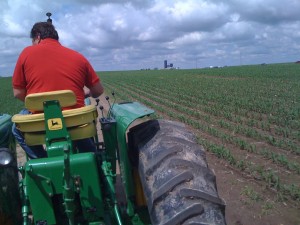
37,35,41,44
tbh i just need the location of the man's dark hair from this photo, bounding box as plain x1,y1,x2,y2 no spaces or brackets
30,22,59,40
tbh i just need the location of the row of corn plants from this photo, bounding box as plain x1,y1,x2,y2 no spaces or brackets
100,63,300,201
106,81,300,173
118,81,300,154
104,80,300,201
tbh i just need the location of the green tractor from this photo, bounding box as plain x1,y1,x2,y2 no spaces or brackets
0,91,226,225
0,90,226,225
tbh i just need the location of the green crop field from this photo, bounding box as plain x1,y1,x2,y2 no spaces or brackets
1,63,300,204
0,77,24,114
99,63,300,202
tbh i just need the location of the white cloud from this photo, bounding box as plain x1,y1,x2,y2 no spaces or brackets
1,17,25,37
219,21,255,41
168,32,204,49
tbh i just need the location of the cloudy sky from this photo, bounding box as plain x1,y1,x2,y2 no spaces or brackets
1,0,300,76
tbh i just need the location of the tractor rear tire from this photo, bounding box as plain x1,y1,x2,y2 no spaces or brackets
0,148,22,225
128,119,226,225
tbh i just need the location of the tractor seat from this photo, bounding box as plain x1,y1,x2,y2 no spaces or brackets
12,90,98,146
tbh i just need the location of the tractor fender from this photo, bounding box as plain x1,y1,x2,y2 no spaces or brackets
111,101,154,133
110,102,154,215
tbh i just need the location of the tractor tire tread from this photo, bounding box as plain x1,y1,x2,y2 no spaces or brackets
128,119,226,225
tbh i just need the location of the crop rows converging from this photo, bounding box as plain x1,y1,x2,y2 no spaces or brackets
99,63,300,201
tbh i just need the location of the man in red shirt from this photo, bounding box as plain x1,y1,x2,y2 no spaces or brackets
13,22,103,107
12,22,104,158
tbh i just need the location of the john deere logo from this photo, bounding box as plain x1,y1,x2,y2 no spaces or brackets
47,118,63,130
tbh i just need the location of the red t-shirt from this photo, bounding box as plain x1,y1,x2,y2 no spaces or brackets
12,38,100,109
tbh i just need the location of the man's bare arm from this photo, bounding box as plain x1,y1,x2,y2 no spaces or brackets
88,82,104,98
13,88,26,102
